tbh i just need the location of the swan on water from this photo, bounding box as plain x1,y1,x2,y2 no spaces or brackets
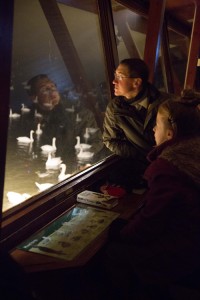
41,137,56,153
9,109,20,119
35,171,50,178
21,103,30,113
65,105,75,112
35,181,54,192
83,127,90,141
76,113,82,122
77,145,94,161
36,123,43,135
58,164,72,181
7,191,31,205
17,130,34,143
87,127,98,134
34,109,42,119
45,152,62,170
74,136,91,150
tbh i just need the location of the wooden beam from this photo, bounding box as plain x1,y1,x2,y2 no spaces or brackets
184,2,200,89
39,0,103,128
97,0,118,97
144,0,166,83
115,15,141,59
39,0,89,91
161,18,182,94
160,18,175,93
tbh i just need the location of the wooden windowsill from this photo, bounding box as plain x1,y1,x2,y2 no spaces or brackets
10,192,145,273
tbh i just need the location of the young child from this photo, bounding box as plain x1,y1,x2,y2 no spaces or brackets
97,98,200,299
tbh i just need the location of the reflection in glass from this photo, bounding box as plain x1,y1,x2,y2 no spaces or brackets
112,0,147,60
167,29,190,87
111,0,170,91
3,0,111,212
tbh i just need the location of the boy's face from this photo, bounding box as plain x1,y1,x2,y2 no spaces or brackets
153,112,173,145
113,64,142,99
36,79,60,111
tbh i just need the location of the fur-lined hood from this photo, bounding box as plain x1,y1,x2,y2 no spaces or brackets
151,137,200,188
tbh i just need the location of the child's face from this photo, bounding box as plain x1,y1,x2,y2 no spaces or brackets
153,112,173,145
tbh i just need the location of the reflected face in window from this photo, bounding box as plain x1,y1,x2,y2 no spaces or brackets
36,80,60,111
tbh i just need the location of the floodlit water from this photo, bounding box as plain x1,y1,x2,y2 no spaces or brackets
3,117,97,212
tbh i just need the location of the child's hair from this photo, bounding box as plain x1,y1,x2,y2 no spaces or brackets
158,98,200,139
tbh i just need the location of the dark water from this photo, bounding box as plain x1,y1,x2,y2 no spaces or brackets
3,115,100,212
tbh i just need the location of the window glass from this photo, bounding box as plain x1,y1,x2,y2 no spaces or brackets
167,28,190,88
111,0,167,91
112,0,179,91
111,1,147,61
166,2,194,91
3,0,111,212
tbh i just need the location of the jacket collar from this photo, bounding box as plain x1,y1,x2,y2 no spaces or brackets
147,139,175,162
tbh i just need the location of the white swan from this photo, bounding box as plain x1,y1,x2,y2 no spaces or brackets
36,123,43,135
21,103,30,113
35,181,54,192
9,109,20,119
34,109,42,119
45,152,62,170
35,171,50,178
41,137,56,153
58,164,72,181
65,105,75,112
74,136,91,150
76,113,81,122
17,130,34,143
84,127,90,141
33,96,38,103
87,127,98,134
7,191,31,205
77,145,94,161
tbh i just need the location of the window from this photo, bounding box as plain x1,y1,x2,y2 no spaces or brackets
111,0,166,89
112,0,147,60
3,0,112,212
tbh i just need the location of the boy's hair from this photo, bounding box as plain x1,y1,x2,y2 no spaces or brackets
158,98,200,139
120,58,149,84
26,74,49,96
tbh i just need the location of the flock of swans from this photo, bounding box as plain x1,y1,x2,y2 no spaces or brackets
9,104,32,119
7,122,95,205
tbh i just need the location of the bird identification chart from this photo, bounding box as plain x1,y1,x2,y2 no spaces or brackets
18,204,119,261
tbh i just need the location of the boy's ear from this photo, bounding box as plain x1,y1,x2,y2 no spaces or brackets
167,129,174,140
133,77,142,88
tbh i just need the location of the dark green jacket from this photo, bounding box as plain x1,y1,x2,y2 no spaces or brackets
103,83,175,159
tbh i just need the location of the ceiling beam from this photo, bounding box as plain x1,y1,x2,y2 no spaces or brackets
144,0,166,83
184,2,200,89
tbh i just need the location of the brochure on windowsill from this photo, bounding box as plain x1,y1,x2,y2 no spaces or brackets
77,190,119,209
17,204,119,261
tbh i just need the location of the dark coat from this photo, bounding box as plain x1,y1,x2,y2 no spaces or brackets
102,83,173,159
117,137,200,284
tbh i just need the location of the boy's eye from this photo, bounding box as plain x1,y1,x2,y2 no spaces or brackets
114,73,131,81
